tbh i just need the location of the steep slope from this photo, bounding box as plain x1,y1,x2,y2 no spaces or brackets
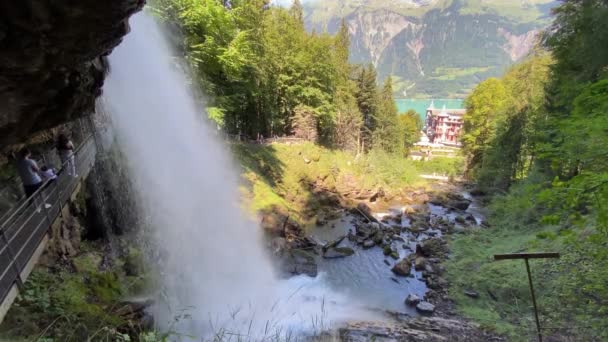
303,0,556,98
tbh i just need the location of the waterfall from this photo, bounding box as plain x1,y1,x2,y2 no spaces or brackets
102,12,375,340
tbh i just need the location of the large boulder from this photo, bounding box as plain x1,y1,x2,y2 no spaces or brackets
405,294,421,306
417,238,449,258
391,259,412,276
281,249,317,277
416,301,435,315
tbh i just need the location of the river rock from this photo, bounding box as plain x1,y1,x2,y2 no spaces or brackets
414,257,427,271
416,301,435,315
417,238,448,258
363,239,375,248
405,294,422,306
392,234,405,242
373,230,384,244
357,202,373,218
315,217,327,226
451,200,471,211
391,259,412,276
323,235,345,251
464,290,480,299
323,247,355,259
282,249,317,277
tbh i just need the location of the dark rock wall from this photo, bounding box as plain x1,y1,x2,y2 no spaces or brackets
0,0,144,148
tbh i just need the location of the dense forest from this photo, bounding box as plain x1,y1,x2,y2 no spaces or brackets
458,0,608,338
152,0,421,154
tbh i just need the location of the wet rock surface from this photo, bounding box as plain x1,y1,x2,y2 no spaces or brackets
340,316,505,341
0,0,144,147
267,180,496,339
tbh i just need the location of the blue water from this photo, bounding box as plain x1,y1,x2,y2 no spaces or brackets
396,98,465,119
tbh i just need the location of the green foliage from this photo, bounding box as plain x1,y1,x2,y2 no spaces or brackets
0,242,156,341
472,54,553,189
372,77,402,153
233,142,425,225
153,0,347,141
414,156,464,178
462,77,508,175
333,84,363,152
355,64,380,147
449,1,608,339
291,105,318,142
399,109,422,152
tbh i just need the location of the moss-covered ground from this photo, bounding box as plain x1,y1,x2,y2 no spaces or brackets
445,198,608,341
0,241,154,342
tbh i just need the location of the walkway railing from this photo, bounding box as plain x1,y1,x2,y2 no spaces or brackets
0,135,97,305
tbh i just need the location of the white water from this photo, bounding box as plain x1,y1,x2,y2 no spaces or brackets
103,13,377,340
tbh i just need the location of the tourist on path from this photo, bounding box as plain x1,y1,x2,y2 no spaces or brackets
16,148,44,203
57,134,77,177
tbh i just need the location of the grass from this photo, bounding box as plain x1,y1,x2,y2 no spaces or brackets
233,142,438,226
430,67,493,81
446,190,608,341
415,156,464,177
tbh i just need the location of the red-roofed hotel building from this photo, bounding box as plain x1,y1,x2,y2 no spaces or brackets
424,102,466,147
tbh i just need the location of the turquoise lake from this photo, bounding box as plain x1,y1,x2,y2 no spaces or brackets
396,99,465,119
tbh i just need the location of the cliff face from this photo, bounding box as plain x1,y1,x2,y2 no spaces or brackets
305,0,555,98
0,0,144,149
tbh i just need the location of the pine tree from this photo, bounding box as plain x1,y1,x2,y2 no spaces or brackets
355,64,379,151
334,83,363,152
334,19,350,83
292,105,318,142
290,0,304,29
372,76,402,153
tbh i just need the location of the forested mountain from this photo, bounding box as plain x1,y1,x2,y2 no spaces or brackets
300,0,556,98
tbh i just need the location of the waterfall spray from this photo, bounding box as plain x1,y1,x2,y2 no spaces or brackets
102,12,376,339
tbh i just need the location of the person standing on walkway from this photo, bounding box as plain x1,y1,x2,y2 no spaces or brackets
16,148,43,199
57,133,77,177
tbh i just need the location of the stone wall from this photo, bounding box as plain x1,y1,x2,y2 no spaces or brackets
0,0,144,148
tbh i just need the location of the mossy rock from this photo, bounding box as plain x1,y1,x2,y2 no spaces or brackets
90,272,123,302
124,247,145,276
73,253,102,273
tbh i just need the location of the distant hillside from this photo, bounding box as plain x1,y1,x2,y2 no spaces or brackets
302,0,556,98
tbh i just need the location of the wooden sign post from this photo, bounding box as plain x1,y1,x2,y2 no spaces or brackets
494,252,560,342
